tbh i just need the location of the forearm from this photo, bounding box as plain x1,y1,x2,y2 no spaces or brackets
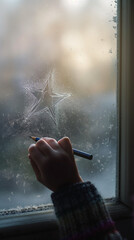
51,182,122,240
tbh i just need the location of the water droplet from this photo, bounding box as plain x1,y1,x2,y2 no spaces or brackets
109,49,112,54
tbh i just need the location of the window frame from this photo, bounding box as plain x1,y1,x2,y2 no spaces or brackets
0,0,134,238
118,0,134,208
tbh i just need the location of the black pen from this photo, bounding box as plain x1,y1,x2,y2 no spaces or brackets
30,136,93,160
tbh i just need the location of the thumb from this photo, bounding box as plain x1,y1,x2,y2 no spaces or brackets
58,137,73,156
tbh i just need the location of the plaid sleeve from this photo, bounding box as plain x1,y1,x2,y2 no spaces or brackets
51,181,122,240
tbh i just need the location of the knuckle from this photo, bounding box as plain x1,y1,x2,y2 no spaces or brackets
49,138,56,143
49,139,58,146
36,139,45,148
44,138,58,145
63,136,70,143
28,144,36,153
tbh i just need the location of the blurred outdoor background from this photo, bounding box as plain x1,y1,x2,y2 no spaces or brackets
0,0,117,210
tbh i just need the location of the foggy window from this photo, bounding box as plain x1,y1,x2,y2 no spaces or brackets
0,0,117,212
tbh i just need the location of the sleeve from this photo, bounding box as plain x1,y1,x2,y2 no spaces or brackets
51,181,122,240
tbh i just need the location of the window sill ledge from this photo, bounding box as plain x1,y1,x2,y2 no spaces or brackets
0,201,132,239
106,199,132,220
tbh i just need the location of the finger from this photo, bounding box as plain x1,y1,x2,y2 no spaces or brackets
42,137,59,150
29,155,42,183
58,137,73,155
28,143,36,152
36,139,52,155
28,144,46,171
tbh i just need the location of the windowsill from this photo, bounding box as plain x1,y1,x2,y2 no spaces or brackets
0,208,58,239
0,201,132,239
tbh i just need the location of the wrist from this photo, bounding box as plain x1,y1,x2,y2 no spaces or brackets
53,176,83,192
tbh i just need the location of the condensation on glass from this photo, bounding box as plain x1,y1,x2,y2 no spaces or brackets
0,0,117,210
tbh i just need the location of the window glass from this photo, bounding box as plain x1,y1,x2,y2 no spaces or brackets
0,0,117,210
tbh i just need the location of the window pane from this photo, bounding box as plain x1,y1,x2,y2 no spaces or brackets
0,0,117,211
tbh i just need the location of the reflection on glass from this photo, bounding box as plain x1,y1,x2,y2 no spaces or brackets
0,0,117,211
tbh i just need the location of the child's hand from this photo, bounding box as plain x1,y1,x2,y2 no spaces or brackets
28,137,82,192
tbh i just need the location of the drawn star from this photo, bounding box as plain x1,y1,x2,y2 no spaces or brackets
24,71,70,122
5,70,70,137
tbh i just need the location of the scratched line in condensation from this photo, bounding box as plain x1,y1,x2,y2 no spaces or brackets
5,69,70,137
23,69,70,122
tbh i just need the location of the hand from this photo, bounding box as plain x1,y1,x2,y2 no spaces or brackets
28,137,82,192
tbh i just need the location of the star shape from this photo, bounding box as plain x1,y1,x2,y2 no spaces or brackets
24,70,70,122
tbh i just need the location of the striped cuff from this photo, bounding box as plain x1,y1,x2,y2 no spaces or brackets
51,182,117,239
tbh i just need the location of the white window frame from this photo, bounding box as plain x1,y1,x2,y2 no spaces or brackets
0,0,134,238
